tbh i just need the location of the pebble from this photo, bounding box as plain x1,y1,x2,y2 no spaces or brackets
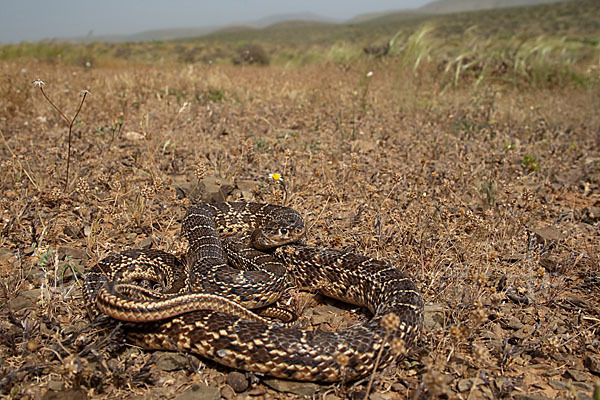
503,316,524,330
221,385,236,400
531,226,564,244
123,131,145,141
0,247,14,260
57,246,87,261
548,380,569,391
41,388,88,400
513,394,553,400
582,206,600,223
226,371,249,393
134,237,153,249
11,288,41,311
369,392,400,400
246,387,266,396
457,378,475,392
423,303,445,331
175,384,220,400
565,369,590,382
584,355,600,375
63,224,84,239
199,176,235,203
155,352,189,372
263,378,323,397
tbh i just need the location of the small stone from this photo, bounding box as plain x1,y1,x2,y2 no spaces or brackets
11,288,41,311
58,246,87,261
155,352,189,372
226,371,249,393
506,289,531,305
123,131,145,141
584,355,600,375
236,179,259,193
548,380,569,391
246,387,266,396
544,369,561,377
63,225,84,239
198,176,235,203
564,369,590,382
42,388,88,400
0,247,14,260
46,379,64,391
457,378,475,392
513,394,553,400
175,384,220,400
263,379,323,397
221,385,236,400
134,237,153,250
423,304,445,332
582,206,600,223
572,382,593,392
349,390,367,400
540,256,560,272
531,226,564,244
369,392,398,400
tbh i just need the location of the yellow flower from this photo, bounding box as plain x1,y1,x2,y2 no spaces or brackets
269,173,281,181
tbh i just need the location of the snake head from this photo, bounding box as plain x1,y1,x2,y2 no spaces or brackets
251,212,306,250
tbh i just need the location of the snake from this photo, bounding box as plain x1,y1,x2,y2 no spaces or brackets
83,202,424,382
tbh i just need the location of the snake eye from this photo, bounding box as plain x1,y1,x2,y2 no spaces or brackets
279,228,288,235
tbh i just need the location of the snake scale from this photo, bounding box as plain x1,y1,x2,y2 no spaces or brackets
84,202,423,382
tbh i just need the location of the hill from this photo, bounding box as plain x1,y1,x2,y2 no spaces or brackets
197,0,597,47
418,0,565,14
63,0,569,44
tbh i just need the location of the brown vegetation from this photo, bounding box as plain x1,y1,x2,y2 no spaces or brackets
0,30,599,400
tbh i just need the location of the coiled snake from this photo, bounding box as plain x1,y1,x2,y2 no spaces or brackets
84,202,423,382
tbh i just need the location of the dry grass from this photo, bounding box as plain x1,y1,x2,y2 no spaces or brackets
0,57,599,399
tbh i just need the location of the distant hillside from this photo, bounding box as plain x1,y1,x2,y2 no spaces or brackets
348,10,424,24
68,12,338,43
348,0,566,23
246,12,340,28
73,27,216,43
195,0,598,47
418,0,565,14
65,0,577,44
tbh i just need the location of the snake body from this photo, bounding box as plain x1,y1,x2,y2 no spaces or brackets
84,202,423,382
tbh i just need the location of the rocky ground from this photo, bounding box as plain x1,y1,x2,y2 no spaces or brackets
0,60,599,399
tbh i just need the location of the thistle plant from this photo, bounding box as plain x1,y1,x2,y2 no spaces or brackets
33,79,88,191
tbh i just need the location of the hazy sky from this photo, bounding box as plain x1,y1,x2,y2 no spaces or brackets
0,0,432,43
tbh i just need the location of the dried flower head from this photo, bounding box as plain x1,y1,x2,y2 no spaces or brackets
152,177,164,194
391,338,407,357
381,312,401,333
140,183,154,200
194,163,209,180
75,177,90,195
